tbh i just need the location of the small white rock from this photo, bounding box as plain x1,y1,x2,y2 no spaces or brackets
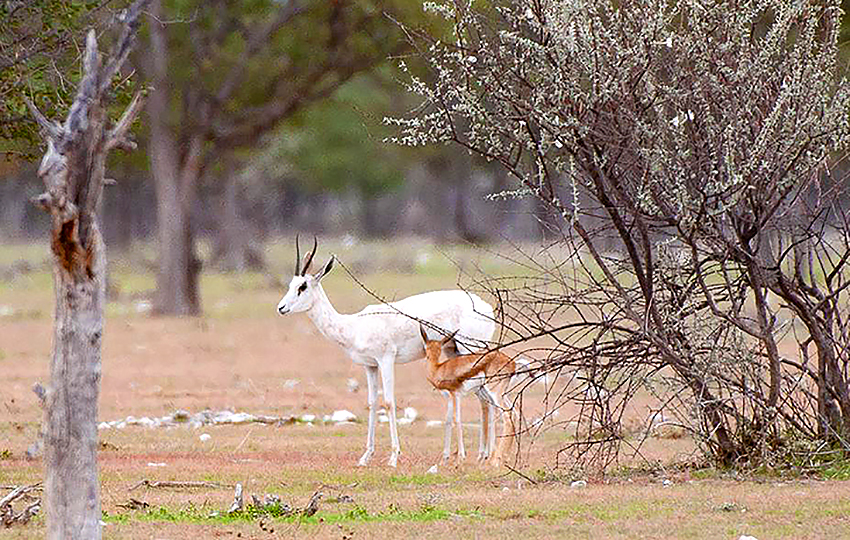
199,433,211,442
282,379,300,390
346,378,360,393
426,464,439,474
146,462,166,467
738,536,759,540
330,409,357,423
570,480,587,488
398,417,413,426
300,414,316,423
378,413,389,423
425,420,443,428
403,407,418,422
502,487,510,492
98,422,110,430
662,479,673,487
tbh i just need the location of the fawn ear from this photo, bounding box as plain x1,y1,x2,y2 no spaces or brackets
419,323,430,344
440,334,459,358
314,255,334,281
440,329,458,346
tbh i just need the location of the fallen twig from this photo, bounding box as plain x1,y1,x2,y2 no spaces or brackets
129,479,232,491
0,484,41,509
1,484,42,528
301,490,323,517
504,464,539,485
0,485,43,492
116,498,149,510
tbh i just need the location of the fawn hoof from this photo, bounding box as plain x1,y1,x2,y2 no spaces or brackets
387,452,399,468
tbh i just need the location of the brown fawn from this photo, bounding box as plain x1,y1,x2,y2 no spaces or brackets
419,323,517,467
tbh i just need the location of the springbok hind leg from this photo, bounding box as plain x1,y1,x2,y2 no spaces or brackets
379,358,401,467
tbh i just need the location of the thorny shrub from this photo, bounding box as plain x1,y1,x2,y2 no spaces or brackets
391,0,850,471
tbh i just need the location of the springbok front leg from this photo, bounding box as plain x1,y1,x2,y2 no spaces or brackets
358,364,379,467
379,357,401,467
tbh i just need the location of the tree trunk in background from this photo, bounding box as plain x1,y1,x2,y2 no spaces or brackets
24,3,147,536
211,169,265,271
147,0,201,315
148,110,202,315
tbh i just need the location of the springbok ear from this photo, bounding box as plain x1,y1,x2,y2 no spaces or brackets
440,336,459,358
440,329,458,346
419,323,429,344
314,255,335,281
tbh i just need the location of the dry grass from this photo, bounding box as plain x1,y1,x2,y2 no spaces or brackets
2,239,850,539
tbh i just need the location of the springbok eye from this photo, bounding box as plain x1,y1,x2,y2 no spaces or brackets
297,283,307,294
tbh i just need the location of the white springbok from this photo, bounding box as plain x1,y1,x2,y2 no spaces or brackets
419,324,517,468
277,237,495,467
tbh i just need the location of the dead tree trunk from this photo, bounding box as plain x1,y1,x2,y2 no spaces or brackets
25,2,147,537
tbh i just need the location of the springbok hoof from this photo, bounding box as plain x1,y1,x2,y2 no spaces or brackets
358,451,374,467
387,453,399,467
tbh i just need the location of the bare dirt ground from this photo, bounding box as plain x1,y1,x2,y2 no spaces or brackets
2,240,850,539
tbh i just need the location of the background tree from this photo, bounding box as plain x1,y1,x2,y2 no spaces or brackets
396,0,850,468
138,0,414,315
24,1,147,535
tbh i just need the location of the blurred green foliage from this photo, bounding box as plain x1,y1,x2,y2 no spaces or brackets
0,1,141,160
279,71,407,198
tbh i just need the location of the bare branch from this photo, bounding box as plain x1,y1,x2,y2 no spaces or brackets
214,0,305,105
106,90,145,151
99,0,152,94
22,97,62,141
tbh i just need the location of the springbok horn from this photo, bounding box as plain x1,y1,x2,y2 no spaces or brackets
302,236,318,276
294,234,301,276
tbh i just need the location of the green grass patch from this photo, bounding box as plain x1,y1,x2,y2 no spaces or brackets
387,473,451,486
103,502,482,526
820,457,850,480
